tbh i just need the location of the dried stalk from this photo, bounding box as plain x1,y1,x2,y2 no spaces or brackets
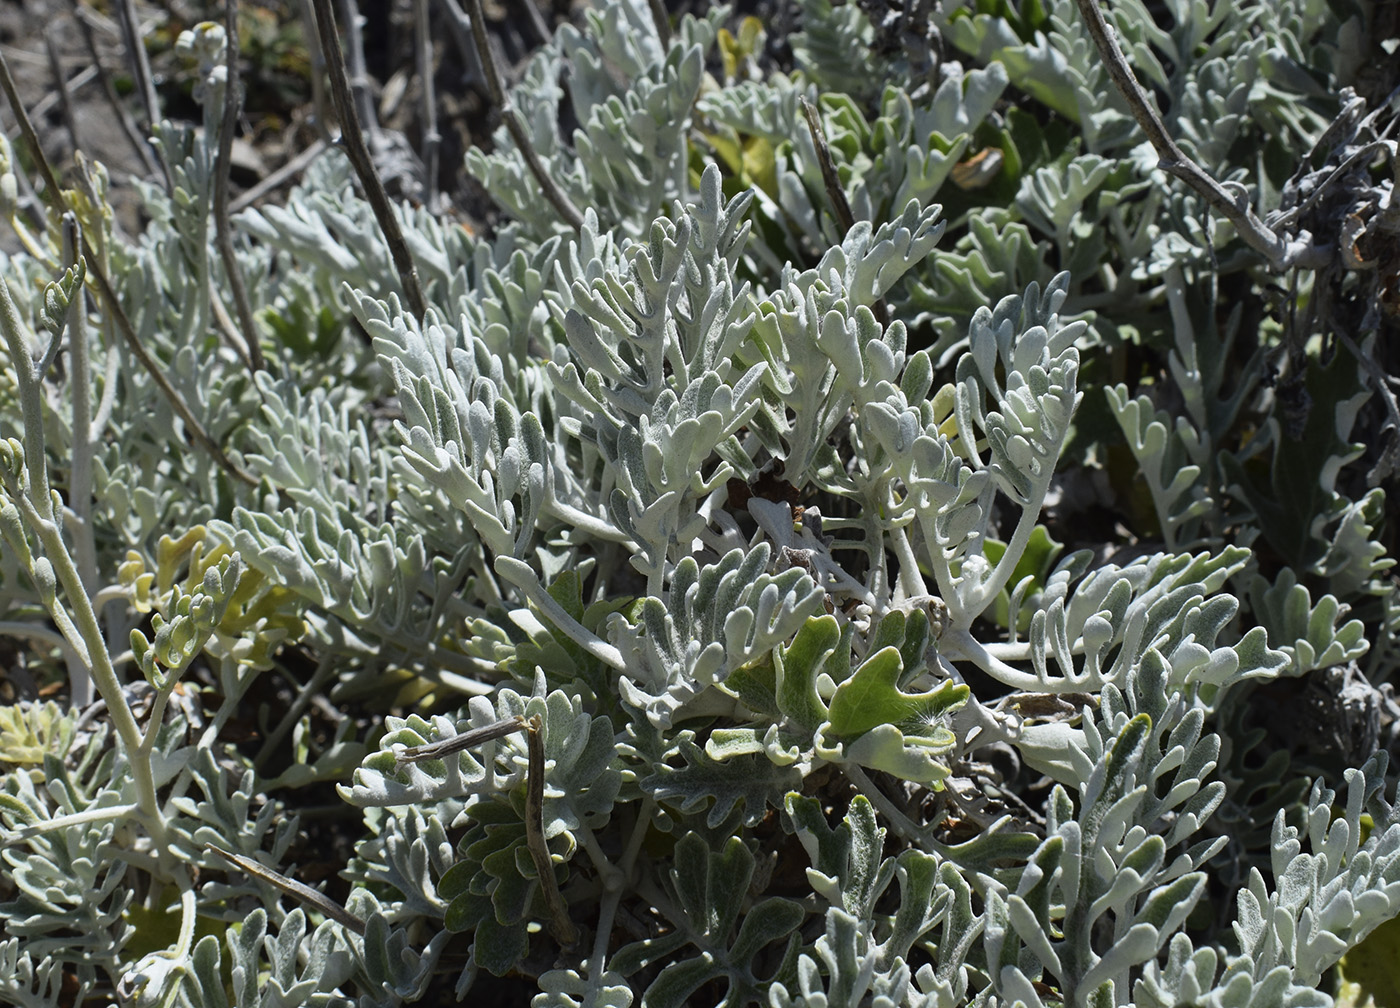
206,844,367,935
394,713,579,946
112,0,158,125
230,138,330,213
338,0,378,138
800,96,888,325
438,0,488,92
645,0,671,47
309,0,428,318
297,0,331,138
1073,0,1290,268
213,0,265,373
0,47,258,487
414,0,441,211
519,0,553,44
462,0,584,230
800,96,856,236
391,715,528,769
66,0,161,178
43,29,79,150
112,0,167,191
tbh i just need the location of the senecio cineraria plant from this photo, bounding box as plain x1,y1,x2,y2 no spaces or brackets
0,0,1399,1004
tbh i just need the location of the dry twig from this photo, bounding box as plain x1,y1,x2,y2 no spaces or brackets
213,0,265,373
1073,0,1292,269
414,0,442,211
112,0,168,191
206,843,367,935
0,47,258,487
309,0,428,318
459,0,585,230
65,0,162,179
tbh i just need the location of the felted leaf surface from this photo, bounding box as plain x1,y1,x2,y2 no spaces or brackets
827,648,969,738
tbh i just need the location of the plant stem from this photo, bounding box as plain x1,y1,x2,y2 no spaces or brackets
0,270,168,860
337,0,377,136
309,0,428,318
59,218,97,707
461,0,585,229
66,0,162,178
889,522,930,602
525,715,581,947
966,474,1052,620
206,843,367,934
0,46,258,487
112,0,169,190
842,761,937,853
230,138,330,212
1073,0,1290,268
799,96,856,236
5,802,139,839
86,258,258,485
414,0,441,212
494,556,627,671
43,28,80,151
213,1,265,373
645,0,671,46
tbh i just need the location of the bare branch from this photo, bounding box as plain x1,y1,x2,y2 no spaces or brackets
0,47,259,487
213,1,265,372
1073,0,1291,269
230,137,330,213
112,0,168,191
206,843,366,935
43,29,79,151
459,0,585,230
800,96,856,236
65,0,163,179
645,0,671,47
309,0,428,318
801,96,888,326
414,0,441,212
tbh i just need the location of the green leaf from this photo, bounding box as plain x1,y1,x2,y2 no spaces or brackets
774,615,840,730
474,915,529,976
1339,915,1400,1008
827,648,969,738
647,734,802,827
786,794,891,915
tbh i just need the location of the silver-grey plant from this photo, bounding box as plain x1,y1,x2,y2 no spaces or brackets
0,0,1397,1006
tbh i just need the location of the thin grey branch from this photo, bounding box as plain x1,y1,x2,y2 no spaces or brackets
646,0,671,47
42,29,79,151
800,96,856,236
213,1,265,372
297,0,331,138
309,0,428,319
112,0,167,190
462,0,584,230
65,0,162,179
1073,0,1290,269
414,0,441,211
206,843,367,935
0,45,258,487
230,137,330,213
